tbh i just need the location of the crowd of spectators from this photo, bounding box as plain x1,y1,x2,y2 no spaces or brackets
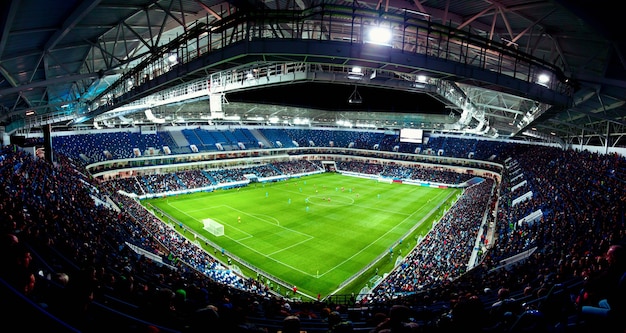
367,177,495,301
2,130,626,332
100,157,476,198
49,128,518,167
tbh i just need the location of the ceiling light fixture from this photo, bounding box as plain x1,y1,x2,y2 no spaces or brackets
366,25,392,45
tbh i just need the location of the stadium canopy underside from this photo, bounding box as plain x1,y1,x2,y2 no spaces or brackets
1,0,625,148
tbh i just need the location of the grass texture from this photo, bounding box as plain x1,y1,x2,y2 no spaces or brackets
144,173,461,298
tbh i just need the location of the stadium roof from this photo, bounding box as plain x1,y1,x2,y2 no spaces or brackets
0,0,624,147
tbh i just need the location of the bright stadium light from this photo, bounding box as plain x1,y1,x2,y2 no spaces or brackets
366,25,392,45
537,73,550,86
293,117,310,125
348,66,364,80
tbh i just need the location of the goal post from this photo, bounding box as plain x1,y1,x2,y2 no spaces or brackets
203,218,224,237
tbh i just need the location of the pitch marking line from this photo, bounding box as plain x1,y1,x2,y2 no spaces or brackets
165,202,256,240
266,236,314,257
317,189,451,278
221,206,317,258
277,185,413,216
179,203,316,266
165,185,452,278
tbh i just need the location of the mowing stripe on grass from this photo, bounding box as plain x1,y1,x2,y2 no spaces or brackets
143,173,461,297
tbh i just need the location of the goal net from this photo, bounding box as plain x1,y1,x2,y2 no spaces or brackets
203,218,224,237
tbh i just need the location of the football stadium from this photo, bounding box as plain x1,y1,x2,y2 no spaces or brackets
1,1,625,332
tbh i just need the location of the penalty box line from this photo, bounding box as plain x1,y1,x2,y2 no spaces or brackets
204,205,324,277
168,202,338,278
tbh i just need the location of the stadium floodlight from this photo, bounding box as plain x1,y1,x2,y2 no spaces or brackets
293,117,310,125
366,25,392,46
356,122,376,128
336,119,353,127
537,73,550,86
348,66,364,80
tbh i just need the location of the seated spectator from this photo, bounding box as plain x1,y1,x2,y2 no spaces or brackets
280,315,305,333
141,288,188,331
4,244,35,293
328,311,353,333
295,303,317,319
578,244,626,332
279,301,292,316
487,287,521,331
369,304,420,333
189,304,220,333
490,287,521,319
366,311,388,329
450,293,489,333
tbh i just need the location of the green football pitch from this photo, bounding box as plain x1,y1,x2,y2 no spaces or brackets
143,172,461,299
